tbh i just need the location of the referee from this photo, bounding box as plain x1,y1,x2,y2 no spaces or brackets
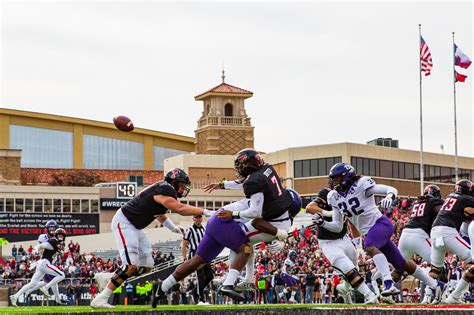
182,214,214,305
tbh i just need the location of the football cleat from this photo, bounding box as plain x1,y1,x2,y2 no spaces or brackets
218,285,244,301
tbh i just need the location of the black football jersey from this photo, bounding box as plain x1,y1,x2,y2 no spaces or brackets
406,197,444,235
317,204,348,240
432,193,474,231
121,181,177,229
243,164,294,221
42,238,61,262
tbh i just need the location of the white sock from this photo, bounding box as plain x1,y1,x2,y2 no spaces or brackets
345,280,351,290
412,266,437,289
291,290,296,298
372,254,392,282
98,287,113,300
29,281,46,293
223,269,240,286
356,282,373,297
451,278,470,298
243,251,255,283
371,279,380,295
52,283,61,301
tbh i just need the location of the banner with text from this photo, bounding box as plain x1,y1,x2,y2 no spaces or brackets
0,212,100,242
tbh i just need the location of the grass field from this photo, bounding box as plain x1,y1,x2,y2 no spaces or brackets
0,304,473,314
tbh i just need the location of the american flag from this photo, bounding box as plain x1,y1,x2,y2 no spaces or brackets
420,36,433,76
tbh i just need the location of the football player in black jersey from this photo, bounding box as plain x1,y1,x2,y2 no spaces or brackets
91,168,213,309
437,179,474,304
10,228,67,306
396,185,444,303
307,188,378,304
204,149,300,289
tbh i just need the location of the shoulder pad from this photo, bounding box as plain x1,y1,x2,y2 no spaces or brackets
38,234,49,243
360,176,375,190
158,183,177,199
243,174,263,197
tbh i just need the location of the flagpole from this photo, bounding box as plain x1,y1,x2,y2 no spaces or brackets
419,24,425,195
452,32,459,183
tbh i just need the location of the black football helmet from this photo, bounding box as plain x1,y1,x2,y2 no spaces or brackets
234,148,265,180
164,168,191,198
454,179,473,196
313,188,331,210
45,220,58,237
423,184,441,199
54,228,67,243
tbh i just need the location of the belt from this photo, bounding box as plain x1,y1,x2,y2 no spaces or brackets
269,216,291,222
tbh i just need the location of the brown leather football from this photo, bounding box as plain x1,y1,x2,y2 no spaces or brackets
113,115,134,132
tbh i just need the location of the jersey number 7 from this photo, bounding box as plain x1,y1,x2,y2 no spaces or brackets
270,175,283,196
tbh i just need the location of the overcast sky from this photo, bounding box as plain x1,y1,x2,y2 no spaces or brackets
1,1,473,157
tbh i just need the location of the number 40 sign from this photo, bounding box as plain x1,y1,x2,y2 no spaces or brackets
116,182,137,199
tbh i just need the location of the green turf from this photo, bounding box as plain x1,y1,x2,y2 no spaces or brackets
0,303,432,314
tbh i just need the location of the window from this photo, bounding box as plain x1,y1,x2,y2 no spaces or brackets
81,200,90,213
197,201,205,208
15,199,24,212
25,199,33,212
188,201,196,207
63,199,71,213
214,201,222,209
72,199,80,213
379,160,393,178
310,159,318,177
294,161,303,178
154,146,189,171
34,199,42,212
369,159,376,176
91,200,99,213
6,199,13,212
405,163,414,180
54,199,62,213
413,164,420,180
205,201,213,209
10,125,73,168
224,103,233,116
83,135,144,170
318,159,326,176
0,199,4,212
302,160,310,177
127,175,144,187
44,199,52,212
294,157,342,178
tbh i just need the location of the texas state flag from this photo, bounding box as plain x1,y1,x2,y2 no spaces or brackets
455,70,468,83
454,44,472,69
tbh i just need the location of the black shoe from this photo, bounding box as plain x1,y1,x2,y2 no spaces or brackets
151,284,165,309
218,285,244,302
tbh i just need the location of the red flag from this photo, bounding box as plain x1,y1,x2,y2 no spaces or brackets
455,71,467,83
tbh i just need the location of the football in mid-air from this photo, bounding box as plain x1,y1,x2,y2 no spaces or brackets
113,115,134,132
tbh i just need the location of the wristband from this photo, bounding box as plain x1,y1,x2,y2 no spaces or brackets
219,180,226,189
322,210,333,218
232,211,240,218
162,218,177,232
203,209,213,217
276,229,288,241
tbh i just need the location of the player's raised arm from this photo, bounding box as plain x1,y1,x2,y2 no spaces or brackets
203,180,243,193
154,195,212,217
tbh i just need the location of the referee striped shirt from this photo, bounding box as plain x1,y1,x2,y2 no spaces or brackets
183,224,205,259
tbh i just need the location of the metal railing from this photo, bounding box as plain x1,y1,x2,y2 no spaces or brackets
198,116,251,127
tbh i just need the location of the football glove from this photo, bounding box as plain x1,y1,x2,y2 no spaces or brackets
380,193,395,209
312,213,325,226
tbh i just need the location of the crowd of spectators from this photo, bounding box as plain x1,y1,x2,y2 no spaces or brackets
4,196,473,305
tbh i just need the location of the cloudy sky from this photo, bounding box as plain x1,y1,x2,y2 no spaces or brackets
1,1,473,157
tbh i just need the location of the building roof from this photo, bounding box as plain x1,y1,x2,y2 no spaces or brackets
0,108,195,145
194,73,253,100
